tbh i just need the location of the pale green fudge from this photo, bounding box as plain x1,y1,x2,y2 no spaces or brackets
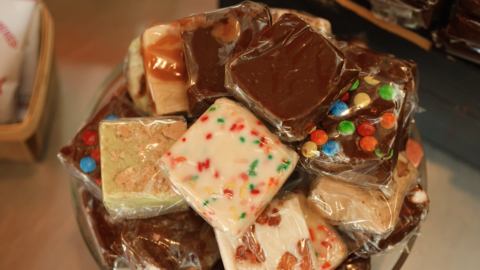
100,117,188,219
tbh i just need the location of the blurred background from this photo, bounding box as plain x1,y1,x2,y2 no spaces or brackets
0,0,479,269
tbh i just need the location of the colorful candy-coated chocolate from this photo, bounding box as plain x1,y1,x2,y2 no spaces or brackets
338,121,355,135
310,130,328,146
349,79,359,91
353,93,370,108
357,122,375,136
331,102,349,117
406,139,424,168
375,149,384,157
322,141,340,156
106,115,118,120
378,85,395,100
340,92,350,102
80,157,96,173
91,147,101,163
364,76,379,85
82,131,98,146
302,141,318,158
360,136,378,151
381,113,396,129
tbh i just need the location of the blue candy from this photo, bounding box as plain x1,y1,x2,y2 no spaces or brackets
322,141,340,156
106,115,118,120
80,157,96,173
331,101,348,117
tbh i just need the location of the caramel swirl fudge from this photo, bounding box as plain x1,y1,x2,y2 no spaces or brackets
160,98,298,235
100,117,188,219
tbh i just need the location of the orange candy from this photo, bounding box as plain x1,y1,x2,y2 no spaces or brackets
360,136,378,151
310,130,328,145
381,113,396,129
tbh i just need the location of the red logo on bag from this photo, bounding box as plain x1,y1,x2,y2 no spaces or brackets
0,21,18,49
0,77,6,95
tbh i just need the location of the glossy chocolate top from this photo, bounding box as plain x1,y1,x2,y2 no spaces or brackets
180,1,271,116
299,42,418,186
117,209,220,270
444,11,480,48
336,254,371,270
226,14,359,141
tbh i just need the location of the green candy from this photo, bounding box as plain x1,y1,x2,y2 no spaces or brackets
379,85,395,100
338,121,355,135
375,149,384,157
240,213,246,219
387,150,394,159
349,79,359,91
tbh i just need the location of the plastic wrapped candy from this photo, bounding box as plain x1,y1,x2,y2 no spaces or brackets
338,184,429,257
368,0,444,29
180,1,271,117
58,94,141,199
308,153,418,235
99,117,189,219
159,98,298,236
299,42,418,187
458,0,480,18
269,8,332,35
114,209,220,270
215,193,320,270
80,188,127,269
335,254,371,270
225,14,359,142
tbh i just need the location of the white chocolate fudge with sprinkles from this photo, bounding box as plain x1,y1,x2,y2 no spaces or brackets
160,98,299,235
100,117,188,219
215,193,318,270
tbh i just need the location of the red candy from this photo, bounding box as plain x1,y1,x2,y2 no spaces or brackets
357,122,375,136
95,179,101,185
360,136,378,151
340,92,350,102
310,130,328,146
381,113,396,129
82,131,98,146
90,147,101,163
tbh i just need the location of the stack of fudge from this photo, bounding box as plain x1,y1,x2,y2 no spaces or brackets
58,1,430,270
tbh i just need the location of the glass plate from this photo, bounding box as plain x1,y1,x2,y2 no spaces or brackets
70,66,427,270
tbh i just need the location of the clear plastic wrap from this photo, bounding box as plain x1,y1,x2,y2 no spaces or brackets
308,153,418,235
335,254,371,270
368,0,444,29
225,14,359,142
159,98,298,236
299,42,418,187
113,209,221,270
405,138,424,168
269,8,332,36
215,193,319,270
58,94,141,199
99,116,189,219
458,0,480,19
80,187,127,269
179,1,271,117
338,184,429,257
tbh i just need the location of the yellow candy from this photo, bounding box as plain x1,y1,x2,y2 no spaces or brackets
364,76,380,85
224,182,236,188
230,206,236,211
206,187,214,194
354,93,371,108
240,186,246,199
301,141,318,158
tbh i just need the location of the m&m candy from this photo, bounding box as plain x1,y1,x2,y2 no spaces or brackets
91,147,101,163
353,93,371,108
302,141,318,158
379,85,395,100
337,121,355,135
106,115,118,120
360,136,378,151
340,92,350,102
349,79,359,91
322,141,340,156
357,122,375,136
310,130,328,145
381,113,396,129
80,157,96,173
364,76,379,85
331,102,349,117
82,131,98,146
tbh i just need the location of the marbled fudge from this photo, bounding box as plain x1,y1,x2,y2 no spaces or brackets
100,117,188,219
160,98,298,235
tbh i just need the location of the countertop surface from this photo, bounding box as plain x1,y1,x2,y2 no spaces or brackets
0,0,479,269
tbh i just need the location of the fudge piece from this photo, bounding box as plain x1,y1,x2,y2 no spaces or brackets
339,184,429,257
100,117,189,219
180,1,271,116
142,23,189,116
270,8,332,35
115,209,220,270
369,0,444,29
58,94,140,199
299,42,418,187
444,11,480,48
458,0,480,19
160,98,299,236
215,193,319,270
80,188,127,269
225,14,359,141
405,139,424,168
336,255,371,270
297,193,347,270
308,153,418,234
126,37,154,115
433,29,480,65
